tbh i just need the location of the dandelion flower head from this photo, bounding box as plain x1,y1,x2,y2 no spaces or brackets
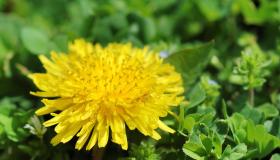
30,39,184,150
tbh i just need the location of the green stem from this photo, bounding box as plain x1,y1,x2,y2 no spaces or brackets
168,111,180,122
222,100,228,119
249,88,254,107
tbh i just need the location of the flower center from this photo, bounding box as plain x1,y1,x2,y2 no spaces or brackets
73,53,155,107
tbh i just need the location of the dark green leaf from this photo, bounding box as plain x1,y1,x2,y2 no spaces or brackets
187,84,206,108
240,105,264,124
166,41,214,88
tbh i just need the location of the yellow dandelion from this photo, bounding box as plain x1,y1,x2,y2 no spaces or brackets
29,39,184,150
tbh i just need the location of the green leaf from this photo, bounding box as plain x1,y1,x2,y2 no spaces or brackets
142,17,156,42
0,15,20,48
271,153,280,160
200,134,212,153
221,143,247,160
178,104,185,131
184,116,195,133
182,148,205,160
165,41,214,88
228,113,280,159
51,34,69,52
183,122,224,159
184,133,207,156
187,84,206,108
21,27,50,55
195,0,227,21
197,107,216,125
215,120,229,136
212,132,223,158
257,103,279,119
0,114,18,141
238,0,277,25
240,105,264,124
0,98,33,142
0,98,16,115
270,117,280,138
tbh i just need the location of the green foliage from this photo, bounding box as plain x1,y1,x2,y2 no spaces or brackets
0,97,33,145
232,44,269,90
186,84,206,109
228,113,280,159
200,75,220,106
128,140,161,160
220,143,247,160
181,106,223,159
1,0,280,159
237,0,279,25
180,103,280,160
257,103,279,119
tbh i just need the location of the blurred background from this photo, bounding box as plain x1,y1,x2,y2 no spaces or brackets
0,0,280,160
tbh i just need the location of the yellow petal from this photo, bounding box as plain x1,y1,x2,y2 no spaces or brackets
75,123,94,150
51,133,63,146
98,127,109,148
61,122,82,143
86,129,98,150
158,120,175,133
35,106,56,115
42,98,72,110
151,130,161,140
30,91,58,98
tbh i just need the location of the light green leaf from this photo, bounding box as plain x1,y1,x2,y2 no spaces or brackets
257,103,279,119
228,113,280,159
221,143,247,160
0,114,18,141
0,98,16,115
0,98,33,142
238,0,277,25
183,133,207,157
184,116,195,133
182,148,205,160
178,104,185,131
271,153,280,160
195,0,226,21
212,132,223,158
21,27,50,55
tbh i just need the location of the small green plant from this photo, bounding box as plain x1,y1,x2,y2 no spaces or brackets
200,75,220,106
128,140,161,160
233,42,270,106
24,116,47,140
